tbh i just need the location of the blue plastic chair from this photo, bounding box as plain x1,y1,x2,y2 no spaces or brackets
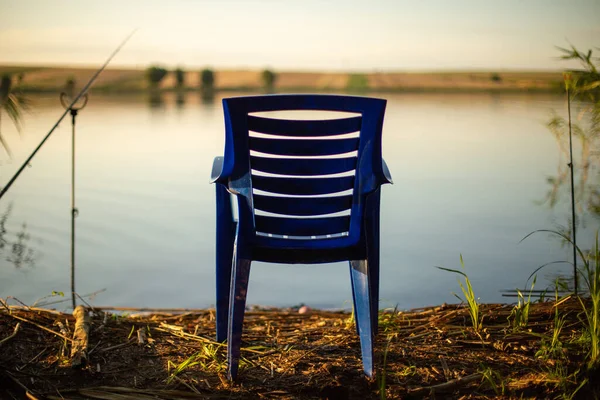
211,94,392,380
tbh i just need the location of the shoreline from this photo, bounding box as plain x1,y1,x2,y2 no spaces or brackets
1,298,598,399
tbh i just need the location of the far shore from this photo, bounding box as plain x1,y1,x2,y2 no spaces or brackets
0,65,564,94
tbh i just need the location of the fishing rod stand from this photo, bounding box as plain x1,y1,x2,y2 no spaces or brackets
60,92,88,309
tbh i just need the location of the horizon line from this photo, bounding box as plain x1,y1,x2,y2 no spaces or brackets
0,61,565,75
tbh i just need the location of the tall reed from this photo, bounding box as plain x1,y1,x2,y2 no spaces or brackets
523,229,600,370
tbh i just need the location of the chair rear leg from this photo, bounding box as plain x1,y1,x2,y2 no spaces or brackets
350,259,374,377
366,188,381,335
216,184,236,342
227,252,252,380
349,262,360,336
368,247,380,335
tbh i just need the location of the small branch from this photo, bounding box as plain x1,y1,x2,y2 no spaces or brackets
97,339,134,353
3,305,63,315
4,296,31,310
6,313,74,343
0,297,10,311
93,306,211,313
409,373,483,395
157,322,220,345
3,371,42,400
0,322,21,346
75,293,97,312
439,356,451,381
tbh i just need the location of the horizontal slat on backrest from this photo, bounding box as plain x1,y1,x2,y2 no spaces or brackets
254,194,352,216
249,137,358,156
255,215,350,236
247,116,362,137
250,156,356,176
252,175,354,195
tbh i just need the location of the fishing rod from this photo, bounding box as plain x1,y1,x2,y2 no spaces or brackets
0,29,137,200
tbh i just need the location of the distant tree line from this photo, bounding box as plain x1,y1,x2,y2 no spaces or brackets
145,65,278,91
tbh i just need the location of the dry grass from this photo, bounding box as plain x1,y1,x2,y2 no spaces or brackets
1,298,598,399
368,72,561,91
276,72,349,90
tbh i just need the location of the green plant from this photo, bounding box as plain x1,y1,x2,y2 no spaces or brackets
262,69,276,90
0,74,30,157
127,325,135,340
346,74,369,91
579,232,600,370
378,334,394,400
437,255,482,331
508,276,536,330
552,304,567,357
345,305,355,330
490,73,502,82
524,229,600,370
200,68,215,91
174,67,185,87
558,45,599,96
544,363,587,400
395,365,417,378
378,306,400,333
479,365,506,396
535,280,567,361
32,291,64,307
146,65,168,87
167,343,225,383
541,46,600,276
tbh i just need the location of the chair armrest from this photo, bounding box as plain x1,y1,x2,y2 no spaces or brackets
211,156,225,184
382,158,393,185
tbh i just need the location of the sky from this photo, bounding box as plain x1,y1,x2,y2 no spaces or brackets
0,0,598,72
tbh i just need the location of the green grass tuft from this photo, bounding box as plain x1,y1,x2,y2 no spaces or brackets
437,255,482,331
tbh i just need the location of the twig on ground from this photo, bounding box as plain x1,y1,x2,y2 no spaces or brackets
97,339,135,353
0,322,21,346
4,296,32,310
5,313,74,343
409,372,483,395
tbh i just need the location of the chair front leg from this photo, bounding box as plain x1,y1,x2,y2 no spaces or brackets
349,259,374,377
227,246,252,380
216,183,236,342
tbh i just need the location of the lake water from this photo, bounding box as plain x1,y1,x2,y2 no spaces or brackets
0,92,596,311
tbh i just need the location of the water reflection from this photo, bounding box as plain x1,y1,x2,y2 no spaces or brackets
175,91,186,108
0,205,36,269
542,101,600,232
148,90,164,109
538,95,600,292
201,89,215,105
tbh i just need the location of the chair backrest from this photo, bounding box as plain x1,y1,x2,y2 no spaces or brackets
220,95,387,247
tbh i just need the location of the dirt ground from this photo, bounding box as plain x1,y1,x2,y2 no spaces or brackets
0,298,597,399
